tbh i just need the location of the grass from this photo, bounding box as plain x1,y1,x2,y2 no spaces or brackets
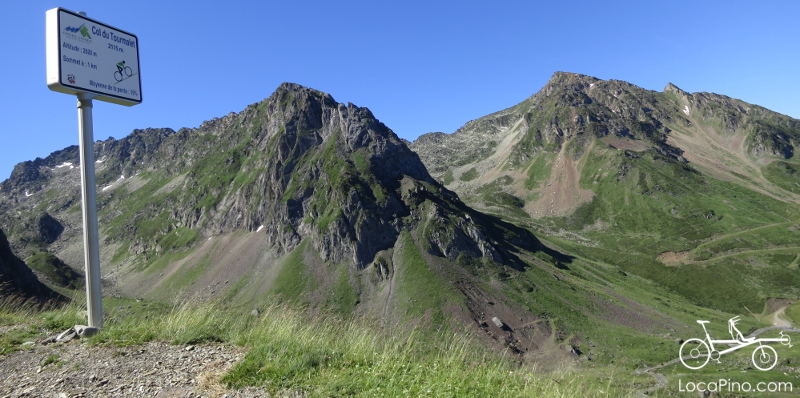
785,303,800,325
524,152,554,190
441,170,454,186
460,167,479,182
158,227,200,252
487,141,800,314
223,309,627,397
269,240,314,304
24,252,83,289
330,264,359,316
394,231,464,328
0,293,639,397
0,294,82,356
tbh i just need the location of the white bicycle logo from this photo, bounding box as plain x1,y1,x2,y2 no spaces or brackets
680,316,792,371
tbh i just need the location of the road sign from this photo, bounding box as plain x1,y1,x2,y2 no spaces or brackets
46,8,142,106
45,8,144,329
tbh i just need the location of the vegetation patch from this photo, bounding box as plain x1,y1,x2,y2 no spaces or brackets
524,153,553,190
157,227,199,252
25,252,83,289
460,167,479,182
762,161,800,194
394,232,462,327
270,240,313,304
330,265,358,316
440,170,454,185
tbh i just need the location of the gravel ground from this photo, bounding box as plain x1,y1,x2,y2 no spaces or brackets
0,339,274,398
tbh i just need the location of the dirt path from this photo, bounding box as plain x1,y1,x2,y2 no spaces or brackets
691,222,792,251
660,246,800,267
769,306,792,328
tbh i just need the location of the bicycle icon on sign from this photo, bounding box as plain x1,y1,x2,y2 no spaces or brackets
680,316,792,371
114,61,133,82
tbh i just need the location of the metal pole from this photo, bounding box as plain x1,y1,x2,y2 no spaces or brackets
77,91,103,329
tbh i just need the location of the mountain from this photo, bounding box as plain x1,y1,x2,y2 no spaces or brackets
4,76,798,371
0,228,63,304
2,84,533,266
0,83,561,360
410,71,800,313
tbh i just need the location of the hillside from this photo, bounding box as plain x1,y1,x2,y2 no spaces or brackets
0,227,62,304
3,77,798,385
0,83,560,361
410,72,800,314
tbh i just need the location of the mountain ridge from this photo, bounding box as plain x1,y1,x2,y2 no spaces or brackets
0,82,559,361
410,71,800,214
3,74,799,370
410,71,800,315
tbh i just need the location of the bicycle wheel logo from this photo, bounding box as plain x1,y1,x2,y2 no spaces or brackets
113,60,133,82
680,317,792,371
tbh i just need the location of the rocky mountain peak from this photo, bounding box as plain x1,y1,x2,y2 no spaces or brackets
663,82,688,97
546,71,601,88
2,82,529,275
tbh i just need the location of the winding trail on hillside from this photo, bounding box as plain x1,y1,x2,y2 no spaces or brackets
633,327,800,397
692,222,792,250
685,246,800,266
769,306,792,328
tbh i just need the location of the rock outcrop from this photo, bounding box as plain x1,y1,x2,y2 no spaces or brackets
0,83,538,272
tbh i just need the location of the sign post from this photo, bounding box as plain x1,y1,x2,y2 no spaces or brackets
76,91,103,328
46,8,142,329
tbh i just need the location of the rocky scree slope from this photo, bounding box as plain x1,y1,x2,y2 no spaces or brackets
0,82,539,286
411,72,800,314
410,71,800,214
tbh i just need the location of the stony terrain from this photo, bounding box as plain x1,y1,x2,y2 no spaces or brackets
0,339,272,398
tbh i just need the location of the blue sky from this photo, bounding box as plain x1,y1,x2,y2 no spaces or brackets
2,1,799,181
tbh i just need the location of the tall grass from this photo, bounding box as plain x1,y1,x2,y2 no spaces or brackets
223,302,632,397
0,291,79,355
1,295,637,397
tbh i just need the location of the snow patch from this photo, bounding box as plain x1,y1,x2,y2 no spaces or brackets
589,83,594,88
683,106,690,115
256,225,265,233
56,162,73,169
25,191,32,197
101,175,127,192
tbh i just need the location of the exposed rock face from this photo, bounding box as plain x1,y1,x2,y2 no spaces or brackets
37,213,64,244
0,83,536,272
409,71,800,217
0,228,61,303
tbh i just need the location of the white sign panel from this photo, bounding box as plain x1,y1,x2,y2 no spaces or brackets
46,8,142,106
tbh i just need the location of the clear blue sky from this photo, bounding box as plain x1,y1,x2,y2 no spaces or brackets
2,1,799,181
